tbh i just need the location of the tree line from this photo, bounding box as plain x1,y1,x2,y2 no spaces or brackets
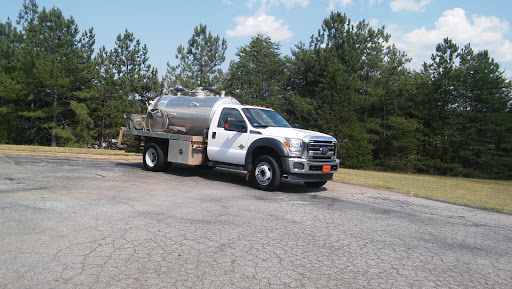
1,1,511,179
0,1,160,148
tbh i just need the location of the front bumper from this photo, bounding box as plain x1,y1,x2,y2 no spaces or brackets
282,157,339,182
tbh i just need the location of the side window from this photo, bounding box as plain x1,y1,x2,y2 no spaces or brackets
217,108,245,128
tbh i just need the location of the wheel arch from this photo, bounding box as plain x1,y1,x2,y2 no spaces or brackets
144,137,169,154
245,138,289,172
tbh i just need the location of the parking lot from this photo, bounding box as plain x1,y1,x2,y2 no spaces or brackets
1,155,511,288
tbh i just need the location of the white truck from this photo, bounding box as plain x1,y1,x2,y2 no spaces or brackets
119,88,339,191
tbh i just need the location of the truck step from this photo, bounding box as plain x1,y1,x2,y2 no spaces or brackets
208,161,244,171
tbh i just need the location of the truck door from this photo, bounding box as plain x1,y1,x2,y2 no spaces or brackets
208,108,249,165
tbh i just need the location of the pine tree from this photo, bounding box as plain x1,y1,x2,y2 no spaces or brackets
164,24,227,90
224,34,286,109
86,30,161,148
0,18,23,143
421,38,512,178
288,12,399,169
14,1,96,146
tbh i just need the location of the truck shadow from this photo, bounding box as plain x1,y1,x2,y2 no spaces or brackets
167,164,327,194
278,182,328,194
116,162,327,193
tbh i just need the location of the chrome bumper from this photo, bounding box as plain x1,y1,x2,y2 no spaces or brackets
283,157,339,180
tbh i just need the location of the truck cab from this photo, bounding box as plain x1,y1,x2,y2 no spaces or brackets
207,105,339,190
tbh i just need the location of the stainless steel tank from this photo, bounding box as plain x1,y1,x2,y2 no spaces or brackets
146,93,240,135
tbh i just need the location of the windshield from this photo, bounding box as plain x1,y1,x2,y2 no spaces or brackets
242,108,291,128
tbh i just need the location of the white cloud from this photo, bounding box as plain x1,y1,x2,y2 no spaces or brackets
227,0,306,41
226,13,293,41
328,0,352,11
281,0,309,8
368,0,383,7
248,0,309,10
390,0,431,12
391,8,512,70
327,0,383,11
368,18,380,28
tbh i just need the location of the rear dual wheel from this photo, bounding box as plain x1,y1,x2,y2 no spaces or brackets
143,143,170,172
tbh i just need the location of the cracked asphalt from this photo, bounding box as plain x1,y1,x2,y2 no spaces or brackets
0,155,511,288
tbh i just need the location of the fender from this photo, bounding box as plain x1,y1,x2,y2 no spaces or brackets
245,137,289,171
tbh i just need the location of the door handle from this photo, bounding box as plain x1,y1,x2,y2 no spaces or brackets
212,132,216,139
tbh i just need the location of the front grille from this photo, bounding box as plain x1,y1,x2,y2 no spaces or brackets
307,140,337,162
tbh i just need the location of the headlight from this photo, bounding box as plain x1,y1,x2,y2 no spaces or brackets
284,138,303,157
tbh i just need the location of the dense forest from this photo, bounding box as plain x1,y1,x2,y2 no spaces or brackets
1,1,511,179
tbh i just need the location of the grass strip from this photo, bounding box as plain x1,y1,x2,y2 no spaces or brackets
0,144,138,157
334,169,512,213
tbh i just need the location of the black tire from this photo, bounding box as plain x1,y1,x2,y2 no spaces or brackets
250,155,281,191
143,143,168,172
304,180,327,188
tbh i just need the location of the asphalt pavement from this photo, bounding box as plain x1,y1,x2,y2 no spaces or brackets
0,155,511,288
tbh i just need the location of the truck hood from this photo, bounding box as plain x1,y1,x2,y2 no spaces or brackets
254,127,336,141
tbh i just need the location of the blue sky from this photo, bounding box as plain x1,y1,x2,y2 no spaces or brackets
2,0,512,78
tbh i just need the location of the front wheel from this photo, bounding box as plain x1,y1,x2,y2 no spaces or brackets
250,155,281,191
143,143,169,172
304,180,327,188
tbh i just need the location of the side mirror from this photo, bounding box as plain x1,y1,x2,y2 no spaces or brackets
225,118,247,133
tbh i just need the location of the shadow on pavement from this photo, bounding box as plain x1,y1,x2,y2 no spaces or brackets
116,161,328,194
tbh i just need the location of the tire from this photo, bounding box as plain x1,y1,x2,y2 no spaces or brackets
304,181,327,188
250,155,281,191
143,143,168,172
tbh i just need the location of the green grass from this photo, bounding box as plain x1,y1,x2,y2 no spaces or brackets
0,144,139,157
334,169,512,213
